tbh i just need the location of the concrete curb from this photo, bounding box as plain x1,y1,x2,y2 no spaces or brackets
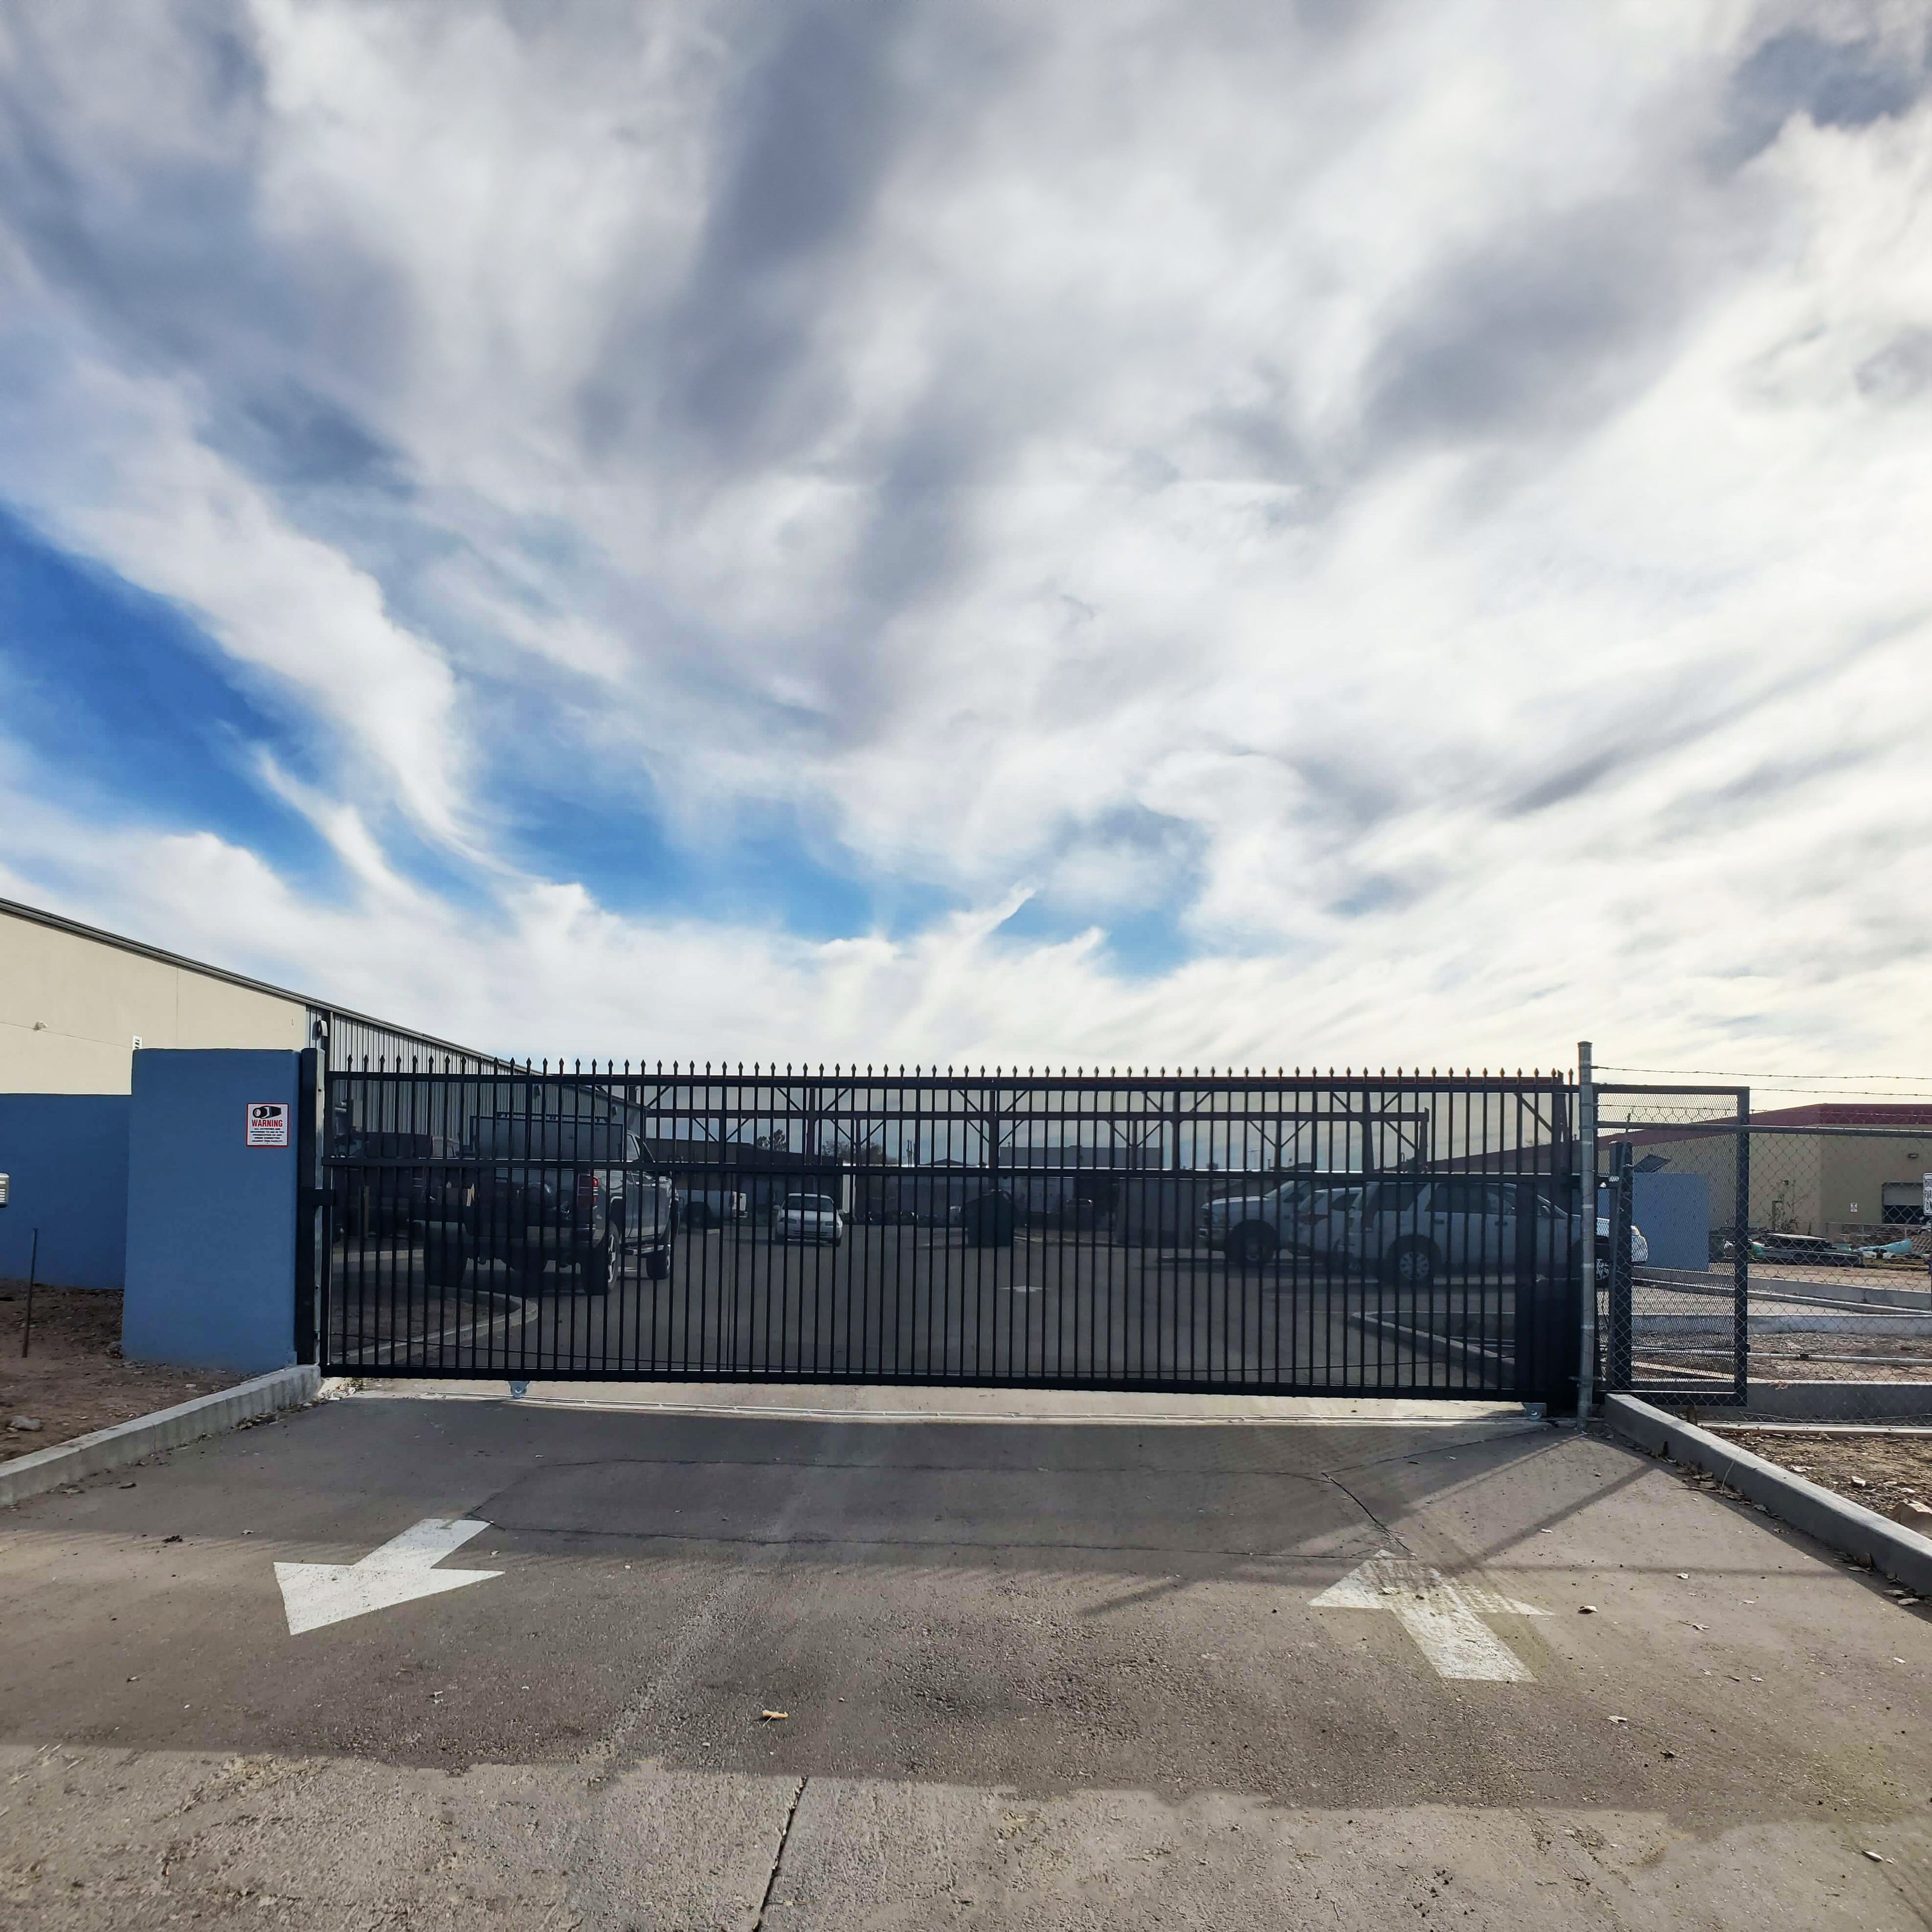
1605,1392,1932,1595
0,1364,320,1509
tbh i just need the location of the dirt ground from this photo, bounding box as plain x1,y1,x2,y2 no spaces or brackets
1750,1332,1932,1380
1712,1425,1932,1530
0,1285,229,1460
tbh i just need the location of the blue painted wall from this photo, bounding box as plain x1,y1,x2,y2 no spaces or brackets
0,1095,130,1288
123,1049,298,1374
1636,1172,1712,1270
1601,1171,1712,1270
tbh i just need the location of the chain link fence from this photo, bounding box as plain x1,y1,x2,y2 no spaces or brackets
1596,1087,1932,1422
1596,1087,1748,1408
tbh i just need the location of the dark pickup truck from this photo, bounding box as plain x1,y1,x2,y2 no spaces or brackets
423,1114,676,1293
332,1131,462,1238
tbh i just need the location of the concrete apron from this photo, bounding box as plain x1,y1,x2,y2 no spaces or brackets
2,1389,1929,1929
357,1377,1538,1427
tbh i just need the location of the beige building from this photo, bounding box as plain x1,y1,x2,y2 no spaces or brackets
1605,1104,1932,1243
1,896,494,1093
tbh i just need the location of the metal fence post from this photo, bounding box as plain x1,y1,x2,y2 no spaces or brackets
1734,1090,1750,1405
1577,1041,1596,1419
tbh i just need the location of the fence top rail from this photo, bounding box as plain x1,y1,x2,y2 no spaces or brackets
321,1144,1584,1174
325,1069,1571,1094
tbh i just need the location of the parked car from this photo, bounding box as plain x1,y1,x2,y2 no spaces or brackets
1594,1213,1651,1282
1340,1180,1648,1289
954,1189,1018,1247
426,1114,675,1293
679,1186,747,1231
773,1192,843,1245
1199,1177,1363,1269
1727,1230,1864,1267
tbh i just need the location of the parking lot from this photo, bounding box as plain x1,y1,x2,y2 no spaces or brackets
3,1387,1929,1928
326,1222,1549,1393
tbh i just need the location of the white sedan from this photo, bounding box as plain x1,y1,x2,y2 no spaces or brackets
773,1192,843,1245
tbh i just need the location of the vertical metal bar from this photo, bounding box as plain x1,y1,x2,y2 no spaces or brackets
1576,1042,1596,1419
295,1046,319,1366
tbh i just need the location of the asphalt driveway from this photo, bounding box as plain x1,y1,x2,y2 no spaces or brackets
1,1387,1928,1928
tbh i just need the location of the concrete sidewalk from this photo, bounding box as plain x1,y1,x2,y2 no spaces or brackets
1,1387,1928,1928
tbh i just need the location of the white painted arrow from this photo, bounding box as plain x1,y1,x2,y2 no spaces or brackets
275,1517,501,1635
1311,1551,1547,1680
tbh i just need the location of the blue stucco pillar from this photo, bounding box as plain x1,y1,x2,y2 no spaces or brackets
123,1049,300,1374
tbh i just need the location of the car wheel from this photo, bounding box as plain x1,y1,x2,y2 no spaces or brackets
580,1239,612,1295
644,1246,670,1281
685,1203,714,1233
1228,1223,1278,1270
514,1253,548,1294
1385,1238,1439,1290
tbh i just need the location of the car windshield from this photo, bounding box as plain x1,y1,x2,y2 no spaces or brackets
784,1194,835,1211
1265,1178,1316,1211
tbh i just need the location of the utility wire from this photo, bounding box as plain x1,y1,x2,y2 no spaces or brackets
1598,1065,1932,1081
1595,1065,1932,1103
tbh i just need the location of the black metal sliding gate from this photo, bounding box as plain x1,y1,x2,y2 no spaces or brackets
317,1064,1582,1404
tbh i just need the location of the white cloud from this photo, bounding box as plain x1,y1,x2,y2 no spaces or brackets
1,0,1930,1074
0,272,470,842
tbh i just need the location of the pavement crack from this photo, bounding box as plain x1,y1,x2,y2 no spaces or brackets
750,1776,807,1930
1322,1424,1555,1479
1322,1470,1407,1553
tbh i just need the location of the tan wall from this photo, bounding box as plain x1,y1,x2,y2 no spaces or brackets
0,910,307,1094
1818,1135,1932,1236
1602,1130,1817,1233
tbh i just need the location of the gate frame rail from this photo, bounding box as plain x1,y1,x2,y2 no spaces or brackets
1591,1081,1750,1410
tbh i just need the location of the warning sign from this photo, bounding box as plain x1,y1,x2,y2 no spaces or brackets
246,1102,290,1148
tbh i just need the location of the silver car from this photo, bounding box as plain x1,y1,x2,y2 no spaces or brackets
1340,1179,1648,1288
1200,1177,1364,1270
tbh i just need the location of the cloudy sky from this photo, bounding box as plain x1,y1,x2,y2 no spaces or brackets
2,0,1929,1076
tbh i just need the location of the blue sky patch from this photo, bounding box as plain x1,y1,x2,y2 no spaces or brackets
0,509,335,888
